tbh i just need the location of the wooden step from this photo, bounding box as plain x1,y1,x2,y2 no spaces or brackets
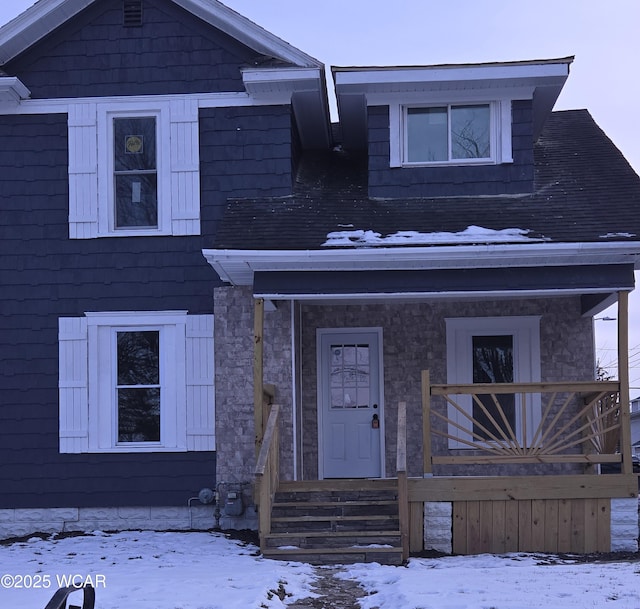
261,480,404,565
265,530,402,549
263,545,404,566
271,500,398,518
271,513,399,533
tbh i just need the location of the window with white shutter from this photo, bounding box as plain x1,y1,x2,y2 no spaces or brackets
68,98,200,238
58,312,214,453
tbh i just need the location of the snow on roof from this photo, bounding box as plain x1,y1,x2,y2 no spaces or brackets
323,225,547,247
600,232,637,239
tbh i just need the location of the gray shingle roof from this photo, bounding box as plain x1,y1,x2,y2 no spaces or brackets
211,110,640,250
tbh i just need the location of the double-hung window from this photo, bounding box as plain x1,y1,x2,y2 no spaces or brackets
68,98,200,238
113,116,158,230
59,311,215,453
115,328,162,444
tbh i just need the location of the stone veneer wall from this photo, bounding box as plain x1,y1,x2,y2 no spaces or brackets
610,498,639,552
214,286,294,490
214,291,595,485
0,506,215,540
300,296,594,479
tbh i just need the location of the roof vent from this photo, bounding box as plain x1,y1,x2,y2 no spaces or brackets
123,0,143,27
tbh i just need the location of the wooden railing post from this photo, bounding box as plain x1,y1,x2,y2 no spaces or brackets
618,291,633,475
254,298,265,458
255,404,280,553
397,401,409,562
422,370,433,475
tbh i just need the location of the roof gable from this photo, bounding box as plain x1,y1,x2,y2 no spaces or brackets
0,0,322,68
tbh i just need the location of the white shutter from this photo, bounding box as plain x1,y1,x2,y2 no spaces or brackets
185,315,215,450
169,98,200,235
58,317,89,453
68,103,98,238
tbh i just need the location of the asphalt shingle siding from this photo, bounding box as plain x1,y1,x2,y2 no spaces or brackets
4,0,269,99
0,113,218,508
200,105,294,234
367,100,535,198
0,0,298,508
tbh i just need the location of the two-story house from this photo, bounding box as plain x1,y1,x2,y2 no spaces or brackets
2,0,640,565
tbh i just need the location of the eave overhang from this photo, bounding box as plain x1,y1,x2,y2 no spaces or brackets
332,57,573,149
202,242,640,289
0,76,30,104
242,67,331,149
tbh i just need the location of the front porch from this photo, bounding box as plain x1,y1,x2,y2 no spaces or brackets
255,371,638,562
225,289,639,562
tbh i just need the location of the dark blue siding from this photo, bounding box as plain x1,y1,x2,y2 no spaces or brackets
0,103,293,508
199,105,294,234
368,100,535,198
4,0,270,99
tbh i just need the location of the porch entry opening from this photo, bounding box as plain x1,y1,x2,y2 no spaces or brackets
318,329,383,478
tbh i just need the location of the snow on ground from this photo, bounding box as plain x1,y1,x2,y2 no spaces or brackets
341,553,640,609
0,531,316,609
1,530,640,609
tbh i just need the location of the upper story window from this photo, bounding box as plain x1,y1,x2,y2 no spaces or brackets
68,98,200,239
389,99,512,168
406,104,491,163
113,116,158,230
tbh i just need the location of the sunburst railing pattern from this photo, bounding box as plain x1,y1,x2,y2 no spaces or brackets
424,377,621,466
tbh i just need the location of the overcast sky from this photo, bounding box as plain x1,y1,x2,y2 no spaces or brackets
1,0,639,386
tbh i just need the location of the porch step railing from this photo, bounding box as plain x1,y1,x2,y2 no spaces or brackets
396,401,409,562
422,370,624,469
254,403,280,553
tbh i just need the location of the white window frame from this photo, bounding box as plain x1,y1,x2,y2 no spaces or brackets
68,97,201,239
59,311,215,453
389,97,513,168
91,315,181,451
101,109,167,235
445,316,541,448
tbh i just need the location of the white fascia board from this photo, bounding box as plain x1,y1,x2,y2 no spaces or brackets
333,61,570,89
242,67,324,99
0,0,91,65
202,242,640,286
0,76,30,103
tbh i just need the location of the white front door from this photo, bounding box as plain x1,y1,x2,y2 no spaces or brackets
318,329,384,478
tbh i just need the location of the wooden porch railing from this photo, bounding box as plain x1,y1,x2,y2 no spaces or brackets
422,370,627,469
254,403,280,553
396,401,409,562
